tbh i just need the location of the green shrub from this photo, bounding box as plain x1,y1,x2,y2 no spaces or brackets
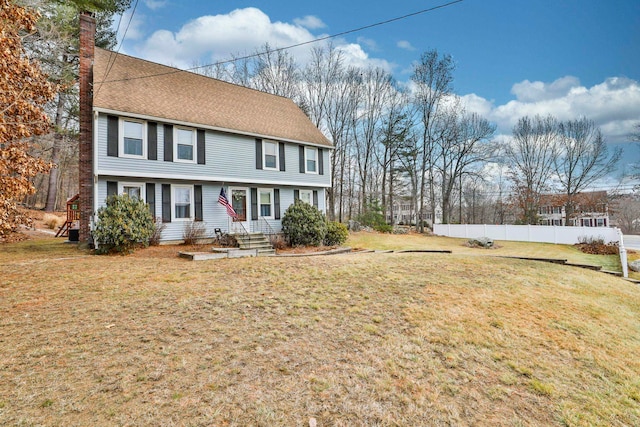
374,223,393,233
93,194,155,254
281,200,327,246
356,200,392,233
324,221,348,246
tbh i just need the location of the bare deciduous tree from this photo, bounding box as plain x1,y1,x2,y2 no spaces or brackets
554,117,621,225
411,49,455,231
301,44,344,129
610,195,640,234
324,67,360,221
376,88,412,225
251,43,300,101
504,115,559,224
353,67,393,214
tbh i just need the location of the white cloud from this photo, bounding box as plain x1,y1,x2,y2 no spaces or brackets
115,10,146,42
357,37,378,52
461,76,640,144
293,15,326,30
143,0,167,10
335,43,394,72
397,40,415,51
131,7,393,73
459,93,494,118
134,8,315,67
511,76,580,102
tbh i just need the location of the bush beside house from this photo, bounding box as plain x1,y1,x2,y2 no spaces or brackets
93,194,155,254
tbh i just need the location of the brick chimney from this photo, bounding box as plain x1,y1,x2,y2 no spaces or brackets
78,12,95,244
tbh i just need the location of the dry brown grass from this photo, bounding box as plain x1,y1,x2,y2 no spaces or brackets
1,237,639,426
348,231,624,272
42,213,64,230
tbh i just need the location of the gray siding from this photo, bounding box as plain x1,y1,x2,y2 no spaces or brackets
96,113,331,188
96,178,325,243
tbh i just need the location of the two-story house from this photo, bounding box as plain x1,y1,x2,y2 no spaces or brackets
537,191,609,227
386,198,439,227
92,47,332,243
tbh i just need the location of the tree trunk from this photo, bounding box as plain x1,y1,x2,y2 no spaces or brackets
45,92,67,211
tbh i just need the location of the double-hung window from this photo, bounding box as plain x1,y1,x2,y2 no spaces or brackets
119,182,145,202
263,140,278,170
121,119,146,158
305,147,317,173
175,127,195,162
173,185,193,220
259,189,273,218
299,189,313,205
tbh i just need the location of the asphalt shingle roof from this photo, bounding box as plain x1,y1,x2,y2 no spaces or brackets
93,47,332,148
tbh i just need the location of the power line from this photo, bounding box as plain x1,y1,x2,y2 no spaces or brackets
97,0,465,85
94,0,140,96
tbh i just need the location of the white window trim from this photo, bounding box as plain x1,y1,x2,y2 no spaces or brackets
174,126,196,164
305,146,318,174
258,188,274,219
263,140,279,171
118,182,146,202
172,184,194,221
119,118,147,159
299,189,313,205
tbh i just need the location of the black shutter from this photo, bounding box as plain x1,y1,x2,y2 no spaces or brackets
294,189,299,201
107,116,118,157
164,124,173,162
147,122,157,160
251,188,258,220
197,130,205,164
162,184,171,222
279,143,285,171
318,148,324,175
274,189,281,219
106,181,118,197
255,139,263,170
313,190,318,208
299,145,305,173
146,183,156,217
194,185,203,221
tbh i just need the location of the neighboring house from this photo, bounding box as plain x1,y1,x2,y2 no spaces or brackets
386,198,439,227
92,47,332,242
537,191,609,227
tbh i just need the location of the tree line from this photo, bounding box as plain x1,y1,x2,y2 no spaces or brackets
198,43,626,226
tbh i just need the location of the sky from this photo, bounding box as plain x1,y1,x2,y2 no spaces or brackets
114,0,640,180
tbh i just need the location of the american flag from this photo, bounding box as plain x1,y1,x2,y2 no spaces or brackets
218,187,237,217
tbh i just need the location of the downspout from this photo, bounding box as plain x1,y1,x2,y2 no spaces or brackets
93,110,99,250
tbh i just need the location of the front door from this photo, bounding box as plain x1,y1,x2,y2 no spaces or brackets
230,187,250,233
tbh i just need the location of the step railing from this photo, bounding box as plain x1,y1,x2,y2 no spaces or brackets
258,217,278,247
234,221,252,248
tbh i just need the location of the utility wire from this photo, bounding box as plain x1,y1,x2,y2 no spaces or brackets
94,0,140,96
97,0,465,84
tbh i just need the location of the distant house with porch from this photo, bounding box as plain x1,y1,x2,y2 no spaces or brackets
537,191,609,227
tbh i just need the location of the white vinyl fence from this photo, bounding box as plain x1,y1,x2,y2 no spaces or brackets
434,224,628,277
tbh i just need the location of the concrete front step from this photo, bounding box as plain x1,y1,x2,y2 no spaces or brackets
233,232,275,252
